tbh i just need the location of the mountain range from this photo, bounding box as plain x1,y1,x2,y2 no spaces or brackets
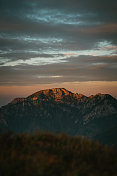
0,88,117,146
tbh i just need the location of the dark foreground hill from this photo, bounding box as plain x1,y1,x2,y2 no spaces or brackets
0,88,117,146
0,131,117,176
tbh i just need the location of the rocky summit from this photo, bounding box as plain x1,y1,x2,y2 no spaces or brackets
12,88,72,103
0,88,117,146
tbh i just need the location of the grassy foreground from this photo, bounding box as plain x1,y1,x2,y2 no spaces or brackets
0,131,117,176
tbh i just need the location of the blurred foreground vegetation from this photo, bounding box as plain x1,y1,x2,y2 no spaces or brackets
0,131,117,176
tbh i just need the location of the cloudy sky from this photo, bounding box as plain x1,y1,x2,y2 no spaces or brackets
0,0,117,106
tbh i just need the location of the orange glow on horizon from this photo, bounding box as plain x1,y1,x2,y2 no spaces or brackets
0,81,117,96
0,81,117,106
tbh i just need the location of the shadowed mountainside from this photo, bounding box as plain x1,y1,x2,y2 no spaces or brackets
0,88,117,146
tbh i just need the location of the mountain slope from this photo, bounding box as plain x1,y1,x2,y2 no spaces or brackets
0,88,117,145
93,126,117,146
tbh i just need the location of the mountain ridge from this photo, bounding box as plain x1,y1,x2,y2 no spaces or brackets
0,88,117,146
11,88,73,104
10,88,115,105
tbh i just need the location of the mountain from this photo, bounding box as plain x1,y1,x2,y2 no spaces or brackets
93,126,117,146
0,88,117,145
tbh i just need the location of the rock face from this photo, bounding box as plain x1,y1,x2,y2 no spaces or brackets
0,88,117,145
27,88,73,102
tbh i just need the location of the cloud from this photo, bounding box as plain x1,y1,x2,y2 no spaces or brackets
0,0,117,87
0,55,117,86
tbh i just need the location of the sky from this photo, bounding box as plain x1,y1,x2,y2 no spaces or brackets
0,0,117,106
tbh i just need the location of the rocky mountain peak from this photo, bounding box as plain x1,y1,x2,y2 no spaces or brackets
41,88,71,95
28,88,73,100
10,88,116,106
10,88,73,105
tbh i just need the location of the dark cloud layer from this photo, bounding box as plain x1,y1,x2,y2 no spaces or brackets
0,55,117,85
0,0,117,85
